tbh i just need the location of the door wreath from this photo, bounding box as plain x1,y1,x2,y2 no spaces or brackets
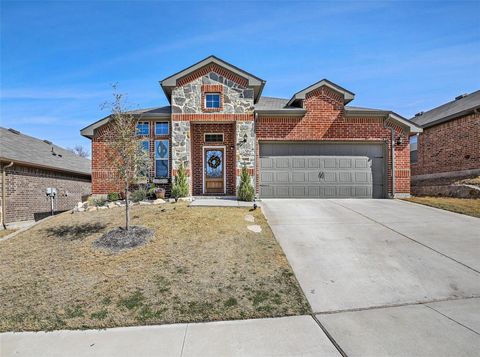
208,155,221,169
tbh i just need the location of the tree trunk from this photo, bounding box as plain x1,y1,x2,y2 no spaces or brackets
125,180,129,231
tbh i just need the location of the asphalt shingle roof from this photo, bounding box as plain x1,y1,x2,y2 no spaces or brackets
0,127,91,175
411,90,480,127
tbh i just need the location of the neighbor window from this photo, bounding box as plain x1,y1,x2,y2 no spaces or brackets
410,135,418,164
155,140,169,178
205,133,224,142
205,93,221,108
136,121,149,136
155,122,169,136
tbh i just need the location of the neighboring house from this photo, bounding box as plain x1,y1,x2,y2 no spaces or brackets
81,55,421,199
0,127,91,227
410,90,480,196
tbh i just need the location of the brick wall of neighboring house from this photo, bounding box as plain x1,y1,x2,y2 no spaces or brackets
255,86,411,195
0,162,91,224
412,112,480,177
190,122,236,195
91,121,172,195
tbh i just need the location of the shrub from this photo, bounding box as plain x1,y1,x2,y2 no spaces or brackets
107,192,121,201
94,198,107,207
237,166,255,202
130,188,147,203
171,164,189,199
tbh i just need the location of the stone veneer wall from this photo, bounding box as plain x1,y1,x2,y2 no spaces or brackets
171,121,192,194
171,72,254,114
236,121,256,187
171,70,257,195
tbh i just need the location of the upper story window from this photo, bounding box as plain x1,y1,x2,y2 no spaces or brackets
205,93,221,108
155,122,169,136
136,121,149,136
410,135,418,164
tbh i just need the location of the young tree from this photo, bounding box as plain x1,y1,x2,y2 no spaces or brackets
67,144,90,158
237,165,255,201
171,164,189,200
102,85,149,230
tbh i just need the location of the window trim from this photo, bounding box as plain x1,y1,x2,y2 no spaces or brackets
204,93,221,109
155,121,169,136
154,139,169,178
204,133,224,143
136,121,149,136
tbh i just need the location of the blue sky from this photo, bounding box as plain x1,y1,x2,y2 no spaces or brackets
1,1,479,153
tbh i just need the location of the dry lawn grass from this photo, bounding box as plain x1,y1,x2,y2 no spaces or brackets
0,229,15,239
404,197,480,218
0,203,310,332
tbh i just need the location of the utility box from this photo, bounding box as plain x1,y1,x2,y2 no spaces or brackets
46,187,57,197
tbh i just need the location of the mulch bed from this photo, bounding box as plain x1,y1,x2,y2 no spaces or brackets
93,226,154,252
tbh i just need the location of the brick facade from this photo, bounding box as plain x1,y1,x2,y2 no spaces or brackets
1,162,91,224
412,112,480,177
255,87,411,195
91,121,172,195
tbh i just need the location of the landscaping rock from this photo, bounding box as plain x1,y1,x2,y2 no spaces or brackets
244,214,255,223
107,202,117,209
77,207,85,212
152,199,166,205
139,200,152,205
86,206,97,212
247,225,262,233
97,206,108,210
93,226,154,252
178,197,193,202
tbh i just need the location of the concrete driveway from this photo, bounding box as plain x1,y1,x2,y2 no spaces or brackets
262,199,480,356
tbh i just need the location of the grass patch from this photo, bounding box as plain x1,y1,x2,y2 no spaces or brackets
404,197,480,218
118,291,145,310
0,229,15,239
0,203,309,332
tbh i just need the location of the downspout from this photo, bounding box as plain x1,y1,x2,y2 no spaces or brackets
383,118,395,198
2,161,14,229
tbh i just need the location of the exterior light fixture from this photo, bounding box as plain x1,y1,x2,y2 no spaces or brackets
396,136,403,146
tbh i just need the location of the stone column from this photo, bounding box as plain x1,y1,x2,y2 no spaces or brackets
171,121,192,194
236,121,256,192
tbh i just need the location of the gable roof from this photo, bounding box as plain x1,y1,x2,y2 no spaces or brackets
160,55,266,103
80,106,171,139
253,96,421,133
287,79,355,106
0,127,91,176
411,90,480,128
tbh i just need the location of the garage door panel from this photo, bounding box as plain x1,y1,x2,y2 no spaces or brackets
260,157,274,169
293,158,306,168
259,143,385,199
275,158,290,168
275,172,289,183
292,172,306,182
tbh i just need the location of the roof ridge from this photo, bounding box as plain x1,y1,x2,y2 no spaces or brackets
419,89,480,116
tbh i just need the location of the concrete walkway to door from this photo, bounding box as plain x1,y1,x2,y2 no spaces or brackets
262,199,480,356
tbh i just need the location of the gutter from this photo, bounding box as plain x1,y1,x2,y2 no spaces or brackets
2,161,13,229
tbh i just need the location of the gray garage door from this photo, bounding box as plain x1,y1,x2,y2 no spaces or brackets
259,143,385,198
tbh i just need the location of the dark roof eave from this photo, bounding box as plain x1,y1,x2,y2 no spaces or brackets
416,105,480,129
345,109,422,133
0,157,91,177
255,109,306,117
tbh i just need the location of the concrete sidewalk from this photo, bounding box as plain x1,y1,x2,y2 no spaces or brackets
0,315,341,357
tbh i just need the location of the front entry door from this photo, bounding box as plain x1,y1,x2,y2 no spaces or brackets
204,148,225,194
